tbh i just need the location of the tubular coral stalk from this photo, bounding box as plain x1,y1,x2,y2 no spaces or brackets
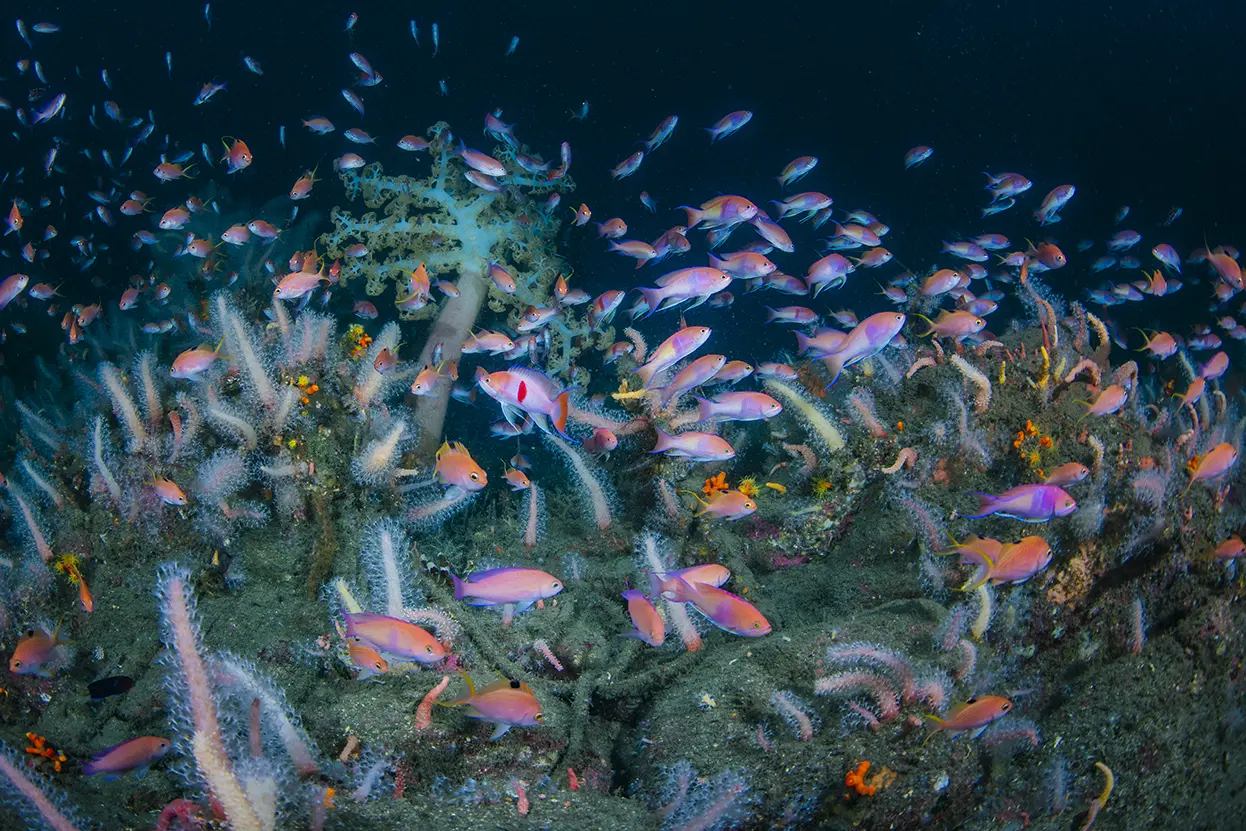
880,447,917,474
92,415,122,503
782,442,817,478
205,386,259,450
641,533,701,652
1064,357,1101,388
948,354,991,414
1080,762,1114,831
20,457,64,508
217,294,276,409
848,389,887,438
0,742,84,831
138,351,163,434
764,379,845,452
545,435,612,530
813,671,901,720
412,267,488,457
905,356,936,379
99,362,149,453
6,482,54,562
415,676,451,731
623,327,647,363
524,483,540,550
157,566,266,830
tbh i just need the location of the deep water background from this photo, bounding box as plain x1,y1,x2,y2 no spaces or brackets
1,0,1244,374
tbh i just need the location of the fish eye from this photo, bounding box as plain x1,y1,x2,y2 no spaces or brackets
425,646,433,653
552,581,562,589
11,660,20,669
1001,702,1011,711
752,622,760,629
470,473,479,480
967,696,978,704
535,712,544,722
375,661,385,670
509,679,521,689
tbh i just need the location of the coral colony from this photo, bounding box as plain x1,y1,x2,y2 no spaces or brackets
0,9,1243,831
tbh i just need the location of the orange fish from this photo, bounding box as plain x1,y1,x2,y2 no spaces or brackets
344,613,445,664
9,622,72,677
503,467,531,491
444,671,543,740
686,488,756,521
924,695,1012,740
434,441,487,491
347,642,389,679
4,199,22,236
149,475,188,506
290,166,319,200
221,137,253,173
620,589,664,646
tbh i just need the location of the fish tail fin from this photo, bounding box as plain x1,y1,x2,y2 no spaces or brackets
450,572,467,600
678,206,703,228
911,312,935,336
633,361,658,389
647,570,669,600
958,547,996,592
636,286,664,318
921,716,944,746
649,428,672,454
764,306,780,323
551,390,572,439
694,396,714,422
963,492,994,519
821,352,846,388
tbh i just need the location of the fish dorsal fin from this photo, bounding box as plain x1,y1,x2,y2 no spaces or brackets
436,441,450,460
477,678,514,696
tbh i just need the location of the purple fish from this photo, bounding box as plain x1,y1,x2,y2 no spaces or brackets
821,311,907,386
965,485,1077,522
83,736,171,779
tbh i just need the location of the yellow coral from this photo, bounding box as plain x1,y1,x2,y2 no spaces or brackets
737,477,759,497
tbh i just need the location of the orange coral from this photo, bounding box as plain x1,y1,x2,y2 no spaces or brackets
1038,435,1053,449
703,472,728,495
25,732,67,773
845,761,877,797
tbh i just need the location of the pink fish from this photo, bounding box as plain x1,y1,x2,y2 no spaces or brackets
1034,184,1075,225
170,340,224,380
709,251,775,279
83,736,171,779
649,564,731,599
925,696,1012,739
0,273,30,310
687,489,757,521
679,195,757,232
657,354,727,407
344,613,446,663
695,391,782,423
904,145,933,168
582,428,618,455
476,366,573,439
965,485,1076,522
1078,384,1129,418
636,268,732,317
1187,442,1239,491
655,574,770,636
452,567,563,611
595,218,627,239
650,429,735,462
705,110,752,142
150,476,188,505
503,467,531,491
821,311,907,385
1199,351,1229,380
771,191,833,221
958,535,1052,590
777,155,818,188
765,306,818,325
913,310,986,341
273,270,327,301
634,325,712,388
1044,462,1090,486
620,590,665,646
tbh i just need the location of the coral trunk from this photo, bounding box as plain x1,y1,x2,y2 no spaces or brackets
412,266,487,457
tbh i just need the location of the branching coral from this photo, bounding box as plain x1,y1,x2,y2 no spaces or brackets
320,123,582,455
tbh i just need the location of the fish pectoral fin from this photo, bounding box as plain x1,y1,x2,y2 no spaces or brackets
489,722,512,741
514,600,535,614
